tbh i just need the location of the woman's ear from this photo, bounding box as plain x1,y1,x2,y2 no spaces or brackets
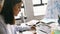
0,0,4,12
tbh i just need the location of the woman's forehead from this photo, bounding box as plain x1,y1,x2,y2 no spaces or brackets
15,2,23,6
18,1,23,4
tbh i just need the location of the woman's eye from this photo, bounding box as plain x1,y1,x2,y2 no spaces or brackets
18,6,20,8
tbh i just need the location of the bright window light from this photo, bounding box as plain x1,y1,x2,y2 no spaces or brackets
33,5,47,16
32,0,40,4
42,0,48,3
33,0,48,16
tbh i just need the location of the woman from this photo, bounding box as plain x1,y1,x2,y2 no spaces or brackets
0,0,22,34
1,0,22,24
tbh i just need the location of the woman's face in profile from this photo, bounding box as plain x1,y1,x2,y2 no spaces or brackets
13,2,22,16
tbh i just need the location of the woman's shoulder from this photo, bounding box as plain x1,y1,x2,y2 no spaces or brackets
0,15,4,20
0,15,5,23
0,15,7,34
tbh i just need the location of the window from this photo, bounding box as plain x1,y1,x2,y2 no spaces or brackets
32,0,40,4
32,0,48,16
